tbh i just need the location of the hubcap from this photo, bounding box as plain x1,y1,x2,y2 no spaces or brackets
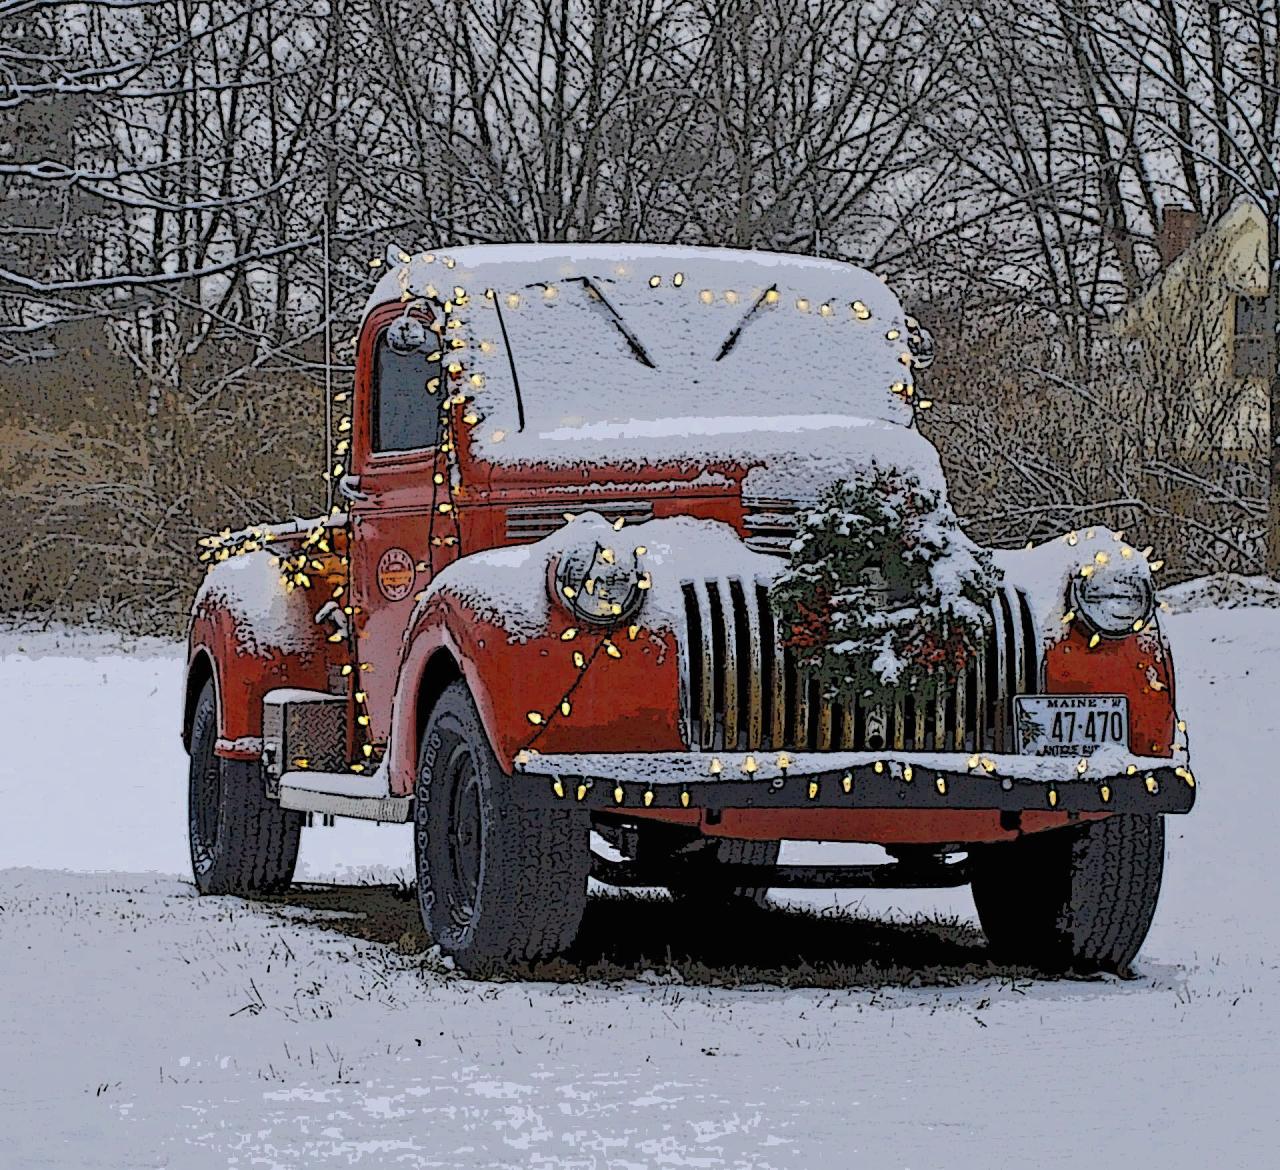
444,743,485,929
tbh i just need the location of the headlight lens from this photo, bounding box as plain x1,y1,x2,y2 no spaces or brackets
1070,563,1154,637
553,542,646,627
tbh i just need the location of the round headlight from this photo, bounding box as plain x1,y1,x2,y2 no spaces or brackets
1070,565,1154,637
553,542,645,627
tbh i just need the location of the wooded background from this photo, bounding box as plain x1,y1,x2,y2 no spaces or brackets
2,0,1276,633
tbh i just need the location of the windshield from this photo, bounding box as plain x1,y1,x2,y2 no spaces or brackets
365,246,927,473
467,258,915,446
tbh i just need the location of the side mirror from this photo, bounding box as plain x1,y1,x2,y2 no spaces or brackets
386,314,429,355
905,316,936,370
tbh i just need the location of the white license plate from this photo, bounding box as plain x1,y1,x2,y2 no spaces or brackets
1014,694,1129,757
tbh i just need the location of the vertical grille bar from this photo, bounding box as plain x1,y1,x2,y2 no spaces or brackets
866,702,887,750
975,622,987,752
680,584,701,747
991,594,1008,750
818,694,835,750
765,587,786,750
716,581,739,750
691,579,717,749
840,697,857,749
1002,585,1025,745
1018,588,1040,691
740,581,765,749
795,665,811,750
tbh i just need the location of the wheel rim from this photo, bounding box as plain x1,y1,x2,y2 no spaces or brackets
189,714,221,874
444,742,485,930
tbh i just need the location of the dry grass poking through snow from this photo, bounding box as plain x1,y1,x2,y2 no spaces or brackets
257,883,1053,990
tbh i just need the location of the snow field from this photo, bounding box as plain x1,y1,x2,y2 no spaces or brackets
0,606,1277,1168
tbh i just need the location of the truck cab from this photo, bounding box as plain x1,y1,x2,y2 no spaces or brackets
184,243,1193,974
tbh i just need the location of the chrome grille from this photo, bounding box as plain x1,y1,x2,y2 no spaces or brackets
505,500,654,543
679,578,1040,753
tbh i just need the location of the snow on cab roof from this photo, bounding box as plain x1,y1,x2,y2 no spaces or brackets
364,243,940,490
361,242,898,322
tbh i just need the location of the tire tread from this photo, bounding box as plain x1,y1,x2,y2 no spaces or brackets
416,681,588,970
972,815,1165,974
188,682,301,896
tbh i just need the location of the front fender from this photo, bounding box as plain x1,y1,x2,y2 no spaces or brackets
996,530,1180,759
388,590,683,797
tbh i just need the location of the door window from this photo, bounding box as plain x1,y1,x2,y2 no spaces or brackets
372,324,443,453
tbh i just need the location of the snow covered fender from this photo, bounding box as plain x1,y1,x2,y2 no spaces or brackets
382,514,707,796
995,529,1182,761
185,549,341,760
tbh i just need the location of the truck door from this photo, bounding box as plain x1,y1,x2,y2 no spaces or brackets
344,304,449,755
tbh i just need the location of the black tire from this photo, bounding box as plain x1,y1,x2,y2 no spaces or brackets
970,815,1165,974
188,680,302,895
415,680,589,972
667,837,780,910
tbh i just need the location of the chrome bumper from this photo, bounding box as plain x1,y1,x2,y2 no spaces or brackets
514,750,1195,814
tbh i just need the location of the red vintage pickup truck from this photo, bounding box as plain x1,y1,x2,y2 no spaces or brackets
184,244,1193,973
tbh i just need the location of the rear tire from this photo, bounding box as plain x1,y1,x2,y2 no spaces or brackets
415,681,589,972
187,681,302,895
970,815,1165,974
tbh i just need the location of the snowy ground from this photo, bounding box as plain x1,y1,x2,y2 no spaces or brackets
1,605,1277,1169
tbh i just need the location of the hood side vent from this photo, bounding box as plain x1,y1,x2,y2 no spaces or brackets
505,500,654,543
742,495,801,555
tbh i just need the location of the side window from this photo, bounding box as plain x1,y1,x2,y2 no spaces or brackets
372,324,443,453
1232,295,1270,380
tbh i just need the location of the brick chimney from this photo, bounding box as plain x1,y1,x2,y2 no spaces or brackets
1157,206,1203,266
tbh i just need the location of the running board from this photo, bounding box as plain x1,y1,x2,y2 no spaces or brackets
277,770,412,823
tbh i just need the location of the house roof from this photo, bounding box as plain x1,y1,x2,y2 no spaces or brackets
1115,198,1268,334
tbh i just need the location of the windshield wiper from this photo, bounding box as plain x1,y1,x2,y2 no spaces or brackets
567,276,657,369
491,293,526,432
714,283,777,362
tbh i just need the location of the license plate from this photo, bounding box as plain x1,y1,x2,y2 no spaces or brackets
1014,694,1129,757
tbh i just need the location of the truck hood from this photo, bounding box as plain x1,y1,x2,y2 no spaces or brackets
472,412,948,508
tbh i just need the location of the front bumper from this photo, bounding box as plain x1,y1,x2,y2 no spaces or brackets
514,749,1196,814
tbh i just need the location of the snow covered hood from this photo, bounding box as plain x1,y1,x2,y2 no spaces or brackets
367,243,942,490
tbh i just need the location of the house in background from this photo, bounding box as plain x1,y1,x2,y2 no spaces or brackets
1114,198,1270,461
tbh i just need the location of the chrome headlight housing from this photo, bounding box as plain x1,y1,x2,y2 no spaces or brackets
1070,559,1155,637
552,541,647,627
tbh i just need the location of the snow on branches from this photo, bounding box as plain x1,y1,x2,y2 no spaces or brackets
770,470,1000,704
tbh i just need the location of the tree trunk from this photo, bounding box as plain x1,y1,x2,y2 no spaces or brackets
1267,210,1280,576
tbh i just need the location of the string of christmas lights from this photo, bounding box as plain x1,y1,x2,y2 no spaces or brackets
194,249,1193,802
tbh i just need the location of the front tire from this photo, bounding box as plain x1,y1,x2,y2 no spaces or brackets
415,681,589,972
188,681,302,895
970,815,1165,974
